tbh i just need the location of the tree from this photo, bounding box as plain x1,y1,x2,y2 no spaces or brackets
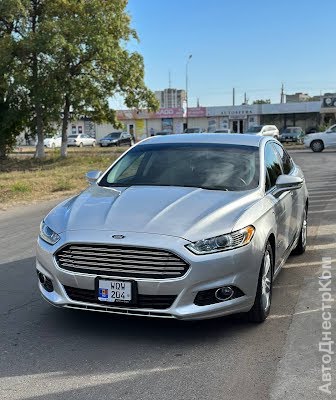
253,99,271,104
46,0,158,157
0,0,158,159
0,0,29,159
0,0,64,158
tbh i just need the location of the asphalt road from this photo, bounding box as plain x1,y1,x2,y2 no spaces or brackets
0,150,335,400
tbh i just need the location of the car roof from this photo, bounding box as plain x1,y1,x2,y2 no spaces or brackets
139,133,265,147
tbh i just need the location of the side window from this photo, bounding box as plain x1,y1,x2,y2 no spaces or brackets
330,125,336,133
264,143,282,190
273,143,293,174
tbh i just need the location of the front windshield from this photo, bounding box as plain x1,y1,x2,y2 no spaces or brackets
283,128,299,135
105,132,121,139
246,126,262,133
99,143,260,191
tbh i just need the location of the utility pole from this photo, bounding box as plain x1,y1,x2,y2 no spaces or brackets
280,83,285,103
233,88,235,106
186,54,192,129
197,97,200,107
168,70,171,89
244,92,247,105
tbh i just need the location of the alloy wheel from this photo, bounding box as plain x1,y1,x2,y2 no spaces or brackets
311,141,323,152
302,209,307,248
261,251,272,312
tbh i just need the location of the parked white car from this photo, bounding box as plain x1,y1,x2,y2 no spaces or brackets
44,135,62,148
304,124,336,152
67,134,96,147
214,129,231,134
245,125,279,139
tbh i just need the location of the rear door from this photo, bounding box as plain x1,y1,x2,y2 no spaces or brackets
264,142,293,263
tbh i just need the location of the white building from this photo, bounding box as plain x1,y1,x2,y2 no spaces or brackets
155,88,186,108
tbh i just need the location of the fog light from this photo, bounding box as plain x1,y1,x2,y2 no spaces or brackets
215,286,234,301
37,271,54,292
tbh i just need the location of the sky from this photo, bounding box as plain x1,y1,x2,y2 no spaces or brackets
120,0,336,108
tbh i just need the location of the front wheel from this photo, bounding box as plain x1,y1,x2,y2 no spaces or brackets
310,140,324,152
247,242,273,323
292,207,307,255
78,142,83,148
92,141,96,147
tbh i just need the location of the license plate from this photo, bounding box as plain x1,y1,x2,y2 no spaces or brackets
96,279,134,304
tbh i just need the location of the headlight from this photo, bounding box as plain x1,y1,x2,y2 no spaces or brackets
39,221,60,245
186,225,255,255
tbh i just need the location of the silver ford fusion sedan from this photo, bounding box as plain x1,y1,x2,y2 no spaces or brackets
36,134,308,322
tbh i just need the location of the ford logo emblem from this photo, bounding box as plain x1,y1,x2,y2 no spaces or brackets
112,235,125,239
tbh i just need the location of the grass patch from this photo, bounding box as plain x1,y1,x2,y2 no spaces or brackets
11,181,32,193
52,178,74,192
0,147,124,207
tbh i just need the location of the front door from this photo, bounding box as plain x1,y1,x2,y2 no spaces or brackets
232,120,238,133
128,124,134,135
231,120,244,133
265,143,293,264
325,125,336,146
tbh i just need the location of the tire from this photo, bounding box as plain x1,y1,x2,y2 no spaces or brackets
310,140,324,152
247,242,273,323
92,141,96,147
292,207,307,255
79,142,83,148
51,142,56,149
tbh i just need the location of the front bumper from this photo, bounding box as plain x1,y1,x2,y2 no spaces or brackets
36,230,262,320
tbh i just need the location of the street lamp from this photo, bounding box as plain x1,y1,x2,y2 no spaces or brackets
185,54,192,130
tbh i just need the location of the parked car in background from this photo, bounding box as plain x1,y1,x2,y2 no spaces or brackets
245,125,279,139
152,131,173,136
214,129,231,134
184,128,205,133
37,134,308,322
280,127,305,144
99,132,134,147
67,134,96,147
43,135,62,148
304,124,336,152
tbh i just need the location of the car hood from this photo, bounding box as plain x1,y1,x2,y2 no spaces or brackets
46,185,262,242
305,132,323,139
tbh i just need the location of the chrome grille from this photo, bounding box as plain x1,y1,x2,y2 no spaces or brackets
55,244,189,279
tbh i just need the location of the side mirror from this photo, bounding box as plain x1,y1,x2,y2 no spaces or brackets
273,175,303,197
86,170,102,184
